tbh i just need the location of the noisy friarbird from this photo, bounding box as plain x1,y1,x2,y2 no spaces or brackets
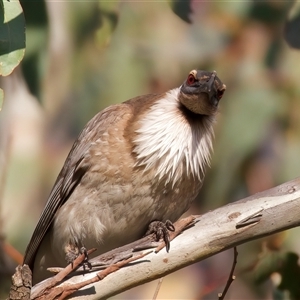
23,70,226,284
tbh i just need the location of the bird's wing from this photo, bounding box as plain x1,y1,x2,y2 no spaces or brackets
23,103,134,268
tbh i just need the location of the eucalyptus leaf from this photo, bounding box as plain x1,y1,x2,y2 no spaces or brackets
170,0,192,24
284,1,300,49
0,0,26,76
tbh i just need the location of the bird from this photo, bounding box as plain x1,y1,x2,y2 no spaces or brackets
23,69,226,284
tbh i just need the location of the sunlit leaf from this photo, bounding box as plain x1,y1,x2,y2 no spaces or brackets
0,0,26,76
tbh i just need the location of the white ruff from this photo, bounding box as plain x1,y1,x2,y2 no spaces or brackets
134,88,215,185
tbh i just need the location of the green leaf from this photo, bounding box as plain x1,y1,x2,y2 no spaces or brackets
0,88,3,111
284,1,300,49
95,1,119,48
277,252,300,300
0,0,26,76
253,248,282,284
253,250,300,300
170,0,193,24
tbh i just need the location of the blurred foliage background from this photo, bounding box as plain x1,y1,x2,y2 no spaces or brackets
1,0,300,299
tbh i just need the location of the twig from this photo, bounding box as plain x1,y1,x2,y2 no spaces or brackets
3,241,24,265
31,250,152,300
218,247,238,300
32,248,97,299
55,251,152,300
152,277,164,300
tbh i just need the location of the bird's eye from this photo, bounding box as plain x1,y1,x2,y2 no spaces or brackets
187,74,196,86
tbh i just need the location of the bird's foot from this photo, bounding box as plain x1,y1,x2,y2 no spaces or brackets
146,220,175,252
80,247,92,270
65,245,92,270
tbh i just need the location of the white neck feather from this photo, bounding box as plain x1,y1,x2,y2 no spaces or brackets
133,88,215,186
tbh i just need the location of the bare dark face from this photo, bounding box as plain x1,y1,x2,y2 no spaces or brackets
180,70,226,115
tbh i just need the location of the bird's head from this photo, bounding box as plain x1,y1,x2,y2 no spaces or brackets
179,70,226,116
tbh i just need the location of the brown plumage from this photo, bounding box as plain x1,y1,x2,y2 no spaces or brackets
23,70,226,283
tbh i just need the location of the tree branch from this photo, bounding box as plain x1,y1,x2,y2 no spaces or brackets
30,177,300,300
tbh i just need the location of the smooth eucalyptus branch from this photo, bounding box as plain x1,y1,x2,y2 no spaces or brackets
29,177,300,300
